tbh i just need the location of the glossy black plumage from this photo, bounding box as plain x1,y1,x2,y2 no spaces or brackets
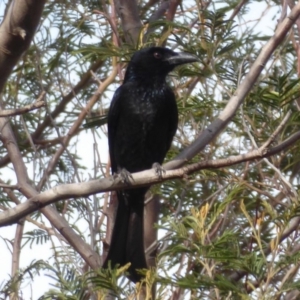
103,47,198,282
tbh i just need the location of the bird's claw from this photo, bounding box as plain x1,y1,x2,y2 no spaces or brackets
117,167,133,185
152,162,165,179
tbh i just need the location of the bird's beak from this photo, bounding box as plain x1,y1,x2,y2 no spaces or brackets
165,52,199,66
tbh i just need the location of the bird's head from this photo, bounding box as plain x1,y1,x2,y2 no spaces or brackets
124,47,199,82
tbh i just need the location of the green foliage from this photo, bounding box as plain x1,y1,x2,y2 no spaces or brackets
23,229,51,248
0,260,46,299
1,0,300,299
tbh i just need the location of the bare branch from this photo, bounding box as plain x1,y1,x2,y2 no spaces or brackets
0,183,18,189
165,2,300,170
36,63,118,191
1,129,300,227
229,0,250,20
0,0,103,273
261,110,292,148
0,0,46,92
166,0,181,22
31,59,104,141
40,206,102,270
0,92,103,270
11,221,24,278
144,1,169,41
148,1,169,22
0,100,45,117
114,0,143,45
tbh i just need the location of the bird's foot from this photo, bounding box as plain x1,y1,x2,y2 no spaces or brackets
152,162,166,179
117,167,133,185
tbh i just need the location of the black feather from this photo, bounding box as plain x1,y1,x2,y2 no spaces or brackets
103,47,198,282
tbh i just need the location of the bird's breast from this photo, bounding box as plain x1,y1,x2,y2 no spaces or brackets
114,84,174,171
127,85,168,121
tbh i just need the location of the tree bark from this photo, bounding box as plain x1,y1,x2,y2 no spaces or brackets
0,0,46,92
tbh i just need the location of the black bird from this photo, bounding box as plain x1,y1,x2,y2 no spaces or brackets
103,47,198,282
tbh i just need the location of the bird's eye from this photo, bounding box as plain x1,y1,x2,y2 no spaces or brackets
153,52,162,59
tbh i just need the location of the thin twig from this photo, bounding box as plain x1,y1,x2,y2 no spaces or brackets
0,100,45,117
37,63,118,191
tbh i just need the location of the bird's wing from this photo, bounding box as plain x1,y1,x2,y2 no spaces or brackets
107,86,123,174
166,90,179,151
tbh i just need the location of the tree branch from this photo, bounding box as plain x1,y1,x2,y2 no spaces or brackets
0,0,102,273
0,0,46,92
31,59,104,141
165,1,300,170
0,100,45,117
11,220,24,282
1,129,300,227
36,63,118,191
114,0,143,45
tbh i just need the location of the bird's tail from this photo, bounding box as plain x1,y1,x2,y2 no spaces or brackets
103,189,148,282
